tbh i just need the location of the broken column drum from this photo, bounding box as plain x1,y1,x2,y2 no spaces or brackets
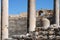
41,18,50,29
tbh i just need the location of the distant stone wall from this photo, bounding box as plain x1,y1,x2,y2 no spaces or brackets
9,17,27,37
8,16,43,37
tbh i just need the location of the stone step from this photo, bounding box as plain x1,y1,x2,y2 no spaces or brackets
5,38,17,40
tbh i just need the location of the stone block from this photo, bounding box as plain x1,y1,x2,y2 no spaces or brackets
5,38,17,40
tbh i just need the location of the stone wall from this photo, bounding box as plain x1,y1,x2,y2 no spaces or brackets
9,17,27,37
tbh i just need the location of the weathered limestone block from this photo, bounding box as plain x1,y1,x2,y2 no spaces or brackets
5,38,17,40
41,18,50,29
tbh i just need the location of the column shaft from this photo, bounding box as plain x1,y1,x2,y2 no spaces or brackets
28,0,36,32
54,0,59,26
1,0,8,40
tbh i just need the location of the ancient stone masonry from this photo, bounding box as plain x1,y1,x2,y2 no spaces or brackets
1,0,8,40
28,0,36,32
1,0,60,40
55,0,59,27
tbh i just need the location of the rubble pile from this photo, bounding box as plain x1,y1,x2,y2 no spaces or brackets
5,24,60,40
35,25,60,40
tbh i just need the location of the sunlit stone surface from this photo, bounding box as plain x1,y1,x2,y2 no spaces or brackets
1,0,8,40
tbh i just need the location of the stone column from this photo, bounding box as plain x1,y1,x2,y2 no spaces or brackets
28,0,36,32
1,0,8,40
54,0,59,26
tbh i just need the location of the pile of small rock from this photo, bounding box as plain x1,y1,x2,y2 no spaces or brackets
5,24,60,40
35,24,60,40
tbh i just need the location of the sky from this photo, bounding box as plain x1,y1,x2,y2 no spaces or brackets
0,0,57,15
9,0,54,15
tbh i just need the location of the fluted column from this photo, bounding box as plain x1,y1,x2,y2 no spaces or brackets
54,0,59,27
28,0,36,32
1,0,8,40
